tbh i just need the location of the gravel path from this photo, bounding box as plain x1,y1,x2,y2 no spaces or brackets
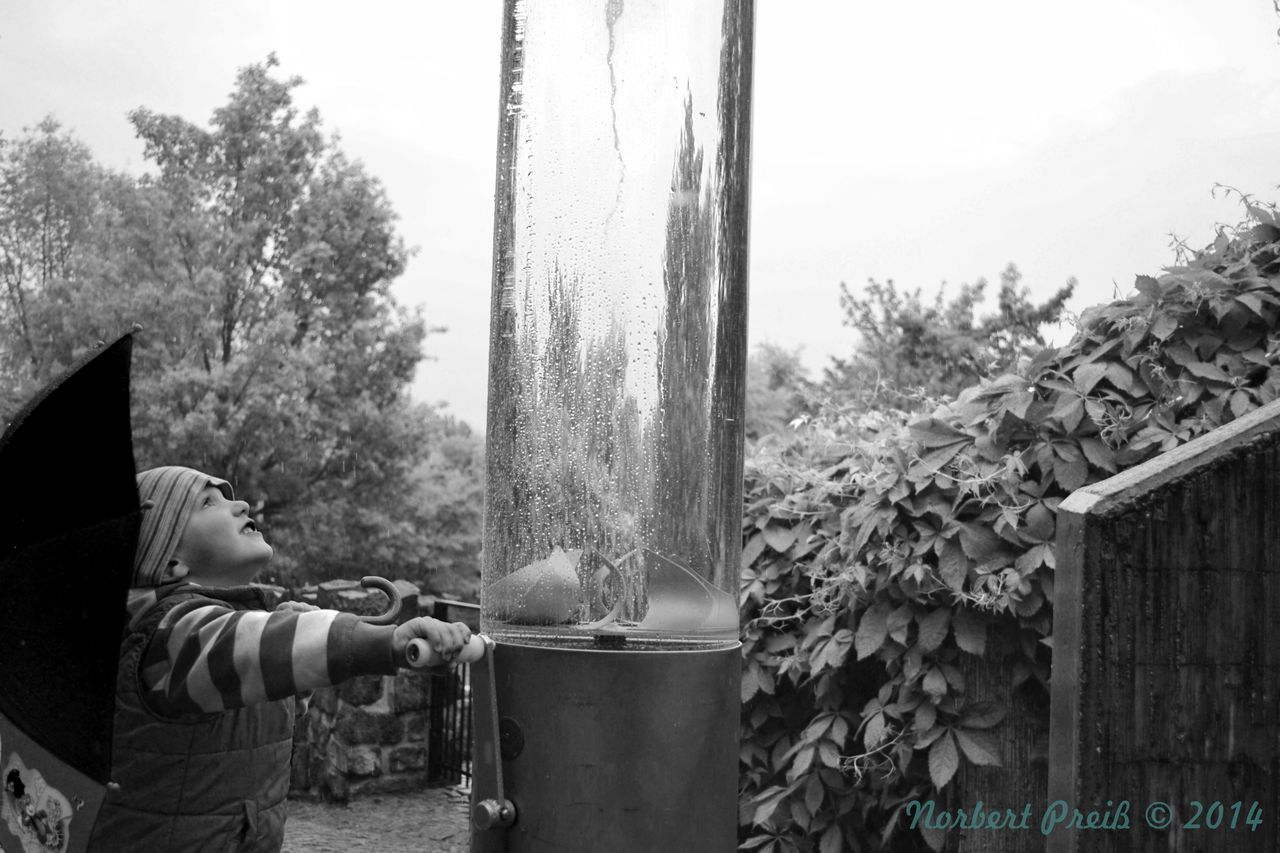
282,786,471,853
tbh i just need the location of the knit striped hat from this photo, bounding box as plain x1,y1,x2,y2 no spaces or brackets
133,466,233,587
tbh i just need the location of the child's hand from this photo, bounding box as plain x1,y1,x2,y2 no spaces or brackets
393,617,473,667
274,601,319,614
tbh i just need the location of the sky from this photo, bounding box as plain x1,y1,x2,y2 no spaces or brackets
2,1,1279,429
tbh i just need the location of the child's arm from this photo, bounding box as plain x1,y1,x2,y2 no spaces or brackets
139,599,469,716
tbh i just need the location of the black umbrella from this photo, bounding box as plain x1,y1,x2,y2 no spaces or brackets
0,333,140,852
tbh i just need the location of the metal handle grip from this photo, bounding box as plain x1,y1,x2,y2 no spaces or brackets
405,633,487,668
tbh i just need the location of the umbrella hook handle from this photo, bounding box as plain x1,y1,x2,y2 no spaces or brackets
358,576,403,625
357,577,488,669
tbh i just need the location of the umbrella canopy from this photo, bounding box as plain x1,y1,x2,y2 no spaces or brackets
0,333,139,785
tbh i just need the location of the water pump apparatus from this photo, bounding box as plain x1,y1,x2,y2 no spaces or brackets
467,2,754,850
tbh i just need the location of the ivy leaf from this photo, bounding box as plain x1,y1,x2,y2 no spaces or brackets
1027,344,1060,376
854,601,892,660
789,745,815,780
938,542,968,591
1165,342,1197,366
1050,393,1086,432
903,644,924,680
1213,230,1231,256
992,409,1030,448
1150,312,1178,341
913,701,938,732
1056,454,1089,491
789,521,818,558
850,508,883,555
1229,390,1255,418
1073,362,1107,394
1022,502,1056,543
908,417,971,447
915,724,947,749
1248,217,1280,236
762,523,797,553
928,730,960,789
1248,200,1279,223
1237,291,1268,317
1002,389,1035,419
954,728,1003,767
959,700,1007,729
804,775,824,815
1078,437,1117,473
914,439,970,474
1052,439,1083,463
820,824,843,853
1209,297,1236,322
1134,274,1162,300
741,532,766,570
1104,362,1146,397
1015,543,1053,573
920,822,947,853
887,603,914,644
864,712,887,749
952,607,987,656
742,663,763,702
1040,377,1078,395
815,629,853,671
1184,360,1232,384
922,667,948,700
830,715,849,744
1121,322,1148,357
752,783,799,827
1241,347,1271,367
757,662,777,695
916,607,951,654
958,522,1003,562
764,633,797,654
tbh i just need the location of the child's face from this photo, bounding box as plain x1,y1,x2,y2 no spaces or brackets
172,484,273,586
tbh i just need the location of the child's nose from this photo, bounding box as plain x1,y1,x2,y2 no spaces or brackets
232,500,251,515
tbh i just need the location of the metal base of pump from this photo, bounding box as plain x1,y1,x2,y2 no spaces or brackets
470,640,741,853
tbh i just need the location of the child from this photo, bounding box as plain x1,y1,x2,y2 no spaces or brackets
87,466,472,853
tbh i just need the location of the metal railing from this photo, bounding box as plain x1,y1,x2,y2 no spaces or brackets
427,598,480,786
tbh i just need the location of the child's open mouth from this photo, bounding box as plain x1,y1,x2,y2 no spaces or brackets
241,520,260,536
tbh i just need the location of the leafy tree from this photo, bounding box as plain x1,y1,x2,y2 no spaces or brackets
408,411,485,599
0,118,139,406
128,56,440,584
745,342,816,442
0,58,459,587
824,264,1075,411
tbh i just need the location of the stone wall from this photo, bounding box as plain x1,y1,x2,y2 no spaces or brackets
284,579,460,801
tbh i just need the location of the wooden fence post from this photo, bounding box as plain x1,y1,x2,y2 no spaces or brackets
1049,399,1280,852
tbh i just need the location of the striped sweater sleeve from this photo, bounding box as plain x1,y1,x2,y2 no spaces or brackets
138,600,399,716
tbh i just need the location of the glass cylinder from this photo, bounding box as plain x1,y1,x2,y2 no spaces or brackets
482,0,753,649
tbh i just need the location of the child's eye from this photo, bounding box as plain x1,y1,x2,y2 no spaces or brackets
202,497,214,508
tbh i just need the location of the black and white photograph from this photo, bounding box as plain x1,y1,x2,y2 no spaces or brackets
1,2,1279,851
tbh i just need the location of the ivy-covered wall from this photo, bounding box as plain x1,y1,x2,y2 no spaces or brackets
738,202,1280,852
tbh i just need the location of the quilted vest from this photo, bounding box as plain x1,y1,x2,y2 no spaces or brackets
87,588,295,853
